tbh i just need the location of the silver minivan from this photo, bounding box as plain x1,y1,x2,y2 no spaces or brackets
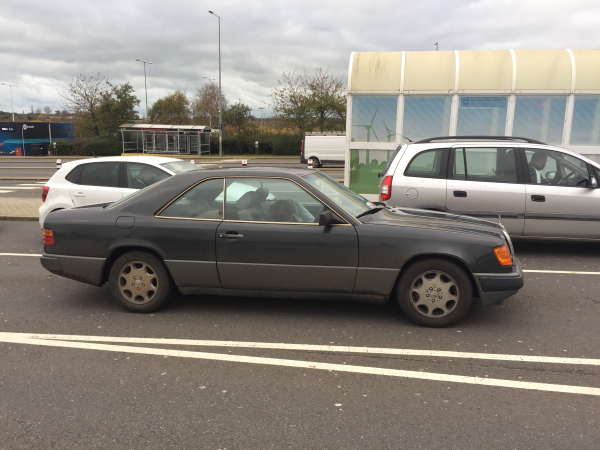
379,136,600,240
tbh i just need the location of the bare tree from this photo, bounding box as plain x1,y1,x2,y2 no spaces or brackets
43,106,52,115
61,73,108,136
192,81,227,127
271,68,346,133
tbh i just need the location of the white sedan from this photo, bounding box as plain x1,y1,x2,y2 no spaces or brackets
39,156,200,227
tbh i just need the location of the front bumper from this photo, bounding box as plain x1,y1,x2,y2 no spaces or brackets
41,254,106,286
472,259,524,305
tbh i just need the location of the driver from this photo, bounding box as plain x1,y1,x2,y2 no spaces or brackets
528,151,547,184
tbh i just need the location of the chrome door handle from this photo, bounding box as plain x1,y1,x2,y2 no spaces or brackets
219,233,244,239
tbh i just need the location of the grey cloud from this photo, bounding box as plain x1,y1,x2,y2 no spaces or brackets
0,0,599,116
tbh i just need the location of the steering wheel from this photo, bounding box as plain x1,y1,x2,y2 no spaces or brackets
556,171,577,186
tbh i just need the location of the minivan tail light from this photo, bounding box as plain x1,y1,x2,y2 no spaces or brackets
493,245,513,266
380,176,393,201
42,229,54,246
301,142,304,154
42,186,50,202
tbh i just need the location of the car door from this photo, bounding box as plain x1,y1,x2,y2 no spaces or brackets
122,162,172,196
521,147,600,239
216,177,359,293
152,177,225,288
445,146,525,235
69,161,123,207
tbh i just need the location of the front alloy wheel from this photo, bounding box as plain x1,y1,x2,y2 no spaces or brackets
397,259,473,327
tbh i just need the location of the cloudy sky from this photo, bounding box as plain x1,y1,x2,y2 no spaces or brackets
0,0,599,119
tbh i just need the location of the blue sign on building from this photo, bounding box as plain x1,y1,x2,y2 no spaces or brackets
0,122,74,155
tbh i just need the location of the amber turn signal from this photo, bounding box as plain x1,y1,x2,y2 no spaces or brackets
493,245,513,266
42,229,54,246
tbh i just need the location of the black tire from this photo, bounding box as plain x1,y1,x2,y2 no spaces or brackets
309,157,321,168
109,251,174,313
396,258,473,327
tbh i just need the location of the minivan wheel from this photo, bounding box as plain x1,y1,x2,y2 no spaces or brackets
109,251,173,313
309,157,321,168
396,259,473,327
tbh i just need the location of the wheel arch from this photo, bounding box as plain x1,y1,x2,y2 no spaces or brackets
391,253,480,301
101,245,168,285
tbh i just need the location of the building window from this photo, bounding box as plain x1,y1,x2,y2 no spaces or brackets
457,96,508,136
570,96,600,146
402,96,452,142
349,149,394,194
513,96,567,145
351,96,398,143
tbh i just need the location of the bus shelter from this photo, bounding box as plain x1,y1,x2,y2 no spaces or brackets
119,124,212,155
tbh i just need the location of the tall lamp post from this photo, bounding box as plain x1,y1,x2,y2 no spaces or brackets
208,10,222,156
1,83,19,122
258,106,264,128
135,59,152,121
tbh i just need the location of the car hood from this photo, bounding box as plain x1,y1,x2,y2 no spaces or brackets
360,206,506,239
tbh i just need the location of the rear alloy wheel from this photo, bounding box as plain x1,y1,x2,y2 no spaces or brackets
309,157,321,168
397,259,473,327
109,251,173,313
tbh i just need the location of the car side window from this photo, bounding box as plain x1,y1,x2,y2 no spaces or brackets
126,163,170,189
79,162,120,188
452,147,517,183
65,165,82,183
524,148,591,187
158,178,224,220
223,178,325,223
404,149,446,178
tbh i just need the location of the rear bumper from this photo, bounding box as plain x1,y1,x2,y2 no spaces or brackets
472,259,524,305
40,254,106,286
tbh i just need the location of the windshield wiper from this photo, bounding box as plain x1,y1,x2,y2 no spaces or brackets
356,206,384,219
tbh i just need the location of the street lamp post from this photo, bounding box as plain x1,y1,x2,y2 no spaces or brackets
258,107,264,128
203,76,216,128
135,59,152,121
208,10,222,156
1,83,19,122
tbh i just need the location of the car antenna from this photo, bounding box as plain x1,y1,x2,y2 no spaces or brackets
85,146,96,158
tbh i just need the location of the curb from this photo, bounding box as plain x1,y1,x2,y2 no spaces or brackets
0,216,38,221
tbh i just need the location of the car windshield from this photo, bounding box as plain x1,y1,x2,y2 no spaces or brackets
106,178,169,208
161,161,201,174
301,172,374,217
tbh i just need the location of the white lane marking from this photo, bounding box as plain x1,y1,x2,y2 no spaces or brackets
0,334,598,396
0,190,13,194
523,269,600,275
4,333,600,366
1,252,598,276
17,183,46,186
0,186,39,190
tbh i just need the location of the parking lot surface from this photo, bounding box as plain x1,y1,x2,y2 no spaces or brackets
1,221,599,449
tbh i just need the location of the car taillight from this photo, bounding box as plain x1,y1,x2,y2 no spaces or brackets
380,176,393,201
301,142,304,154
42,186,50,202
42,229,54,246
493,245,513,266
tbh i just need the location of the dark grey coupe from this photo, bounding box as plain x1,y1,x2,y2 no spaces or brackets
40,168,523,327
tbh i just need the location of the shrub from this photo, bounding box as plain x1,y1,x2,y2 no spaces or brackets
85,134,122,157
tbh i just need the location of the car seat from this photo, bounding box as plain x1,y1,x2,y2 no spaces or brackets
236,187,270,221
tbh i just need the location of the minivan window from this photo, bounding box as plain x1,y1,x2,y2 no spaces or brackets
452,148,517,183
404,149,446,178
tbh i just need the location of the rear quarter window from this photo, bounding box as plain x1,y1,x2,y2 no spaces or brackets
64,165,82,183
403,149,448,178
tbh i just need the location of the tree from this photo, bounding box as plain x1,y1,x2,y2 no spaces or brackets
223,101,253,134
61,73,107,136
271,68,346,133
43,106,52,115
148,91,191,124
97,82,140,131
192,81,227,127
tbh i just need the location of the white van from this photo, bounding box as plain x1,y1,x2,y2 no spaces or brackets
300,132,345,168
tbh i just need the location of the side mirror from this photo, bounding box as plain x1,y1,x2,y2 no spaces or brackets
319,210,345,227
589,176,598,188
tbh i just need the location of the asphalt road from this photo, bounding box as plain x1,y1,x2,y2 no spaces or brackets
1,221,599,449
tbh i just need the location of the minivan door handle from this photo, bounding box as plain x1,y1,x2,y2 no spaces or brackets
453,191,467,198
531,195,545,202
73,192,85,197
